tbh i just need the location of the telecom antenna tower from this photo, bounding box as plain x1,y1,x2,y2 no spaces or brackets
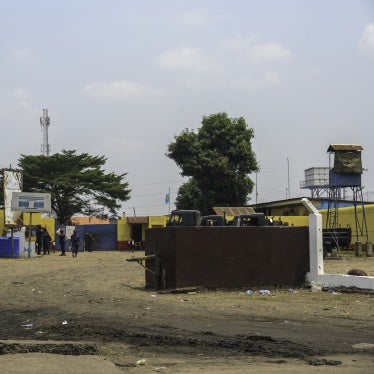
40,108,51,156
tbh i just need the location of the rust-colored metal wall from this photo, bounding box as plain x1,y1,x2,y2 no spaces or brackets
145,226,309,289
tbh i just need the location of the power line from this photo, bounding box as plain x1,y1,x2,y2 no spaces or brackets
130,192,166,198
129,179,183,188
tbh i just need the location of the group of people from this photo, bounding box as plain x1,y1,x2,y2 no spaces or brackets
43,228,94,257
35,226,52,255
56,228,81,257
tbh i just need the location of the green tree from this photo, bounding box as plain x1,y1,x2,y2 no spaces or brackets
167,112,258,215
6,150,131,224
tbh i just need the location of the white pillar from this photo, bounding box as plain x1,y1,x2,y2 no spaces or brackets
301,198,324,277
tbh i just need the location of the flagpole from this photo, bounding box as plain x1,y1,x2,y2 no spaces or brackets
168,187,171,214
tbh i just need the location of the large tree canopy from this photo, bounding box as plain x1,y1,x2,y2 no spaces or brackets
167,112,258,215
10,150,130,224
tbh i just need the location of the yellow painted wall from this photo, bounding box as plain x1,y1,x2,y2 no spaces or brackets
149,215,169,228
117,217,131,242
22,212,42,226
269,206,311,216
321,205,374,243
117,215,169,243
280,205,374,243
22,213,56,240
276,216,309,227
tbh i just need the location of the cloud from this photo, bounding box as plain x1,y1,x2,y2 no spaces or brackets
177,10,228,26
359,23,374,52
0,87,31,108
82,80,161,100
12,87,31,99
263,70,283,85
0,87,31,100
219,34,259,52
231,70,283,89
156,47,212,71
10,49,37,62
177,10,208,26
218,35,292,63
248,43,292,62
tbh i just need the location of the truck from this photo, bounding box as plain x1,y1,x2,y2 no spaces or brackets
166,210,202,227
166,210,226,227
167,210,272,227
200,214,227,226
231,213,275,227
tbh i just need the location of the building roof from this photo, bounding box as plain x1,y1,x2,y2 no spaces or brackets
327,144,363,152
127,216,149,224
213,207,255,216
249,197,374,210
71,216,110,225
249,198,311,209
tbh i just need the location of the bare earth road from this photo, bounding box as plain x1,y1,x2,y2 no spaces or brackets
0,250,373,373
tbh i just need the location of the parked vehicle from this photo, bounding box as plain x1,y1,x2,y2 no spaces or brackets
231,213,271,227
200,215,226,226
167,210,274,227
166,210,202,227
167,210,225,227
322,227,352,258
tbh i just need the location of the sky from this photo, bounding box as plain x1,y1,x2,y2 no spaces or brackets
1,0,374,216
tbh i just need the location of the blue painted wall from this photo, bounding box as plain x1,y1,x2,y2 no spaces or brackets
55,224,117,251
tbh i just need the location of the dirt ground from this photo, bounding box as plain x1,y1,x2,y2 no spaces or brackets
0,249,373,373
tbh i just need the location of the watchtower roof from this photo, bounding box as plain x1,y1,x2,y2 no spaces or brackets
327,144,363,152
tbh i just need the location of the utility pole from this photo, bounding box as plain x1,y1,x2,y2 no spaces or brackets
287,157,290,199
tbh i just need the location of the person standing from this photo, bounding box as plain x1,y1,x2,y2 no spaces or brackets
57,228,66,256
41,227,51,255
128,238,135,253
71,230,80,258
84,232,93,252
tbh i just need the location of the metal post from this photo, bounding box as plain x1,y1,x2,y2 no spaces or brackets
287,157,290,199
27,212,33,258
10,227,14,259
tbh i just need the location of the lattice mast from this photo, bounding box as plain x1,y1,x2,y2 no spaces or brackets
40,108,50,156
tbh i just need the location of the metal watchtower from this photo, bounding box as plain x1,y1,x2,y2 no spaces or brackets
326,144,368,241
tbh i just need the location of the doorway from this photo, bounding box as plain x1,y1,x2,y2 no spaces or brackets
131,224,142,243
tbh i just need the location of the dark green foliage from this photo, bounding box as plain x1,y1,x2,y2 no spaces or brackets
167,112,258,215
1,150,130,224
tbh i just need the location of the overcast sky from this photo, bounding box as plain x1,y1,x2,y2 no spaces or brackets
1,0,374,216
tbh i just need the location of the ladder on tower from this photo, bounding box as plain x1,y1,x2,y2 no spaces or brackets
326,186,341,228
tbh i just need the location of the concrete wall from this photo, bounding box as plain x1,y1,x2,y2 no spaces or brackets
145,226,309,289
